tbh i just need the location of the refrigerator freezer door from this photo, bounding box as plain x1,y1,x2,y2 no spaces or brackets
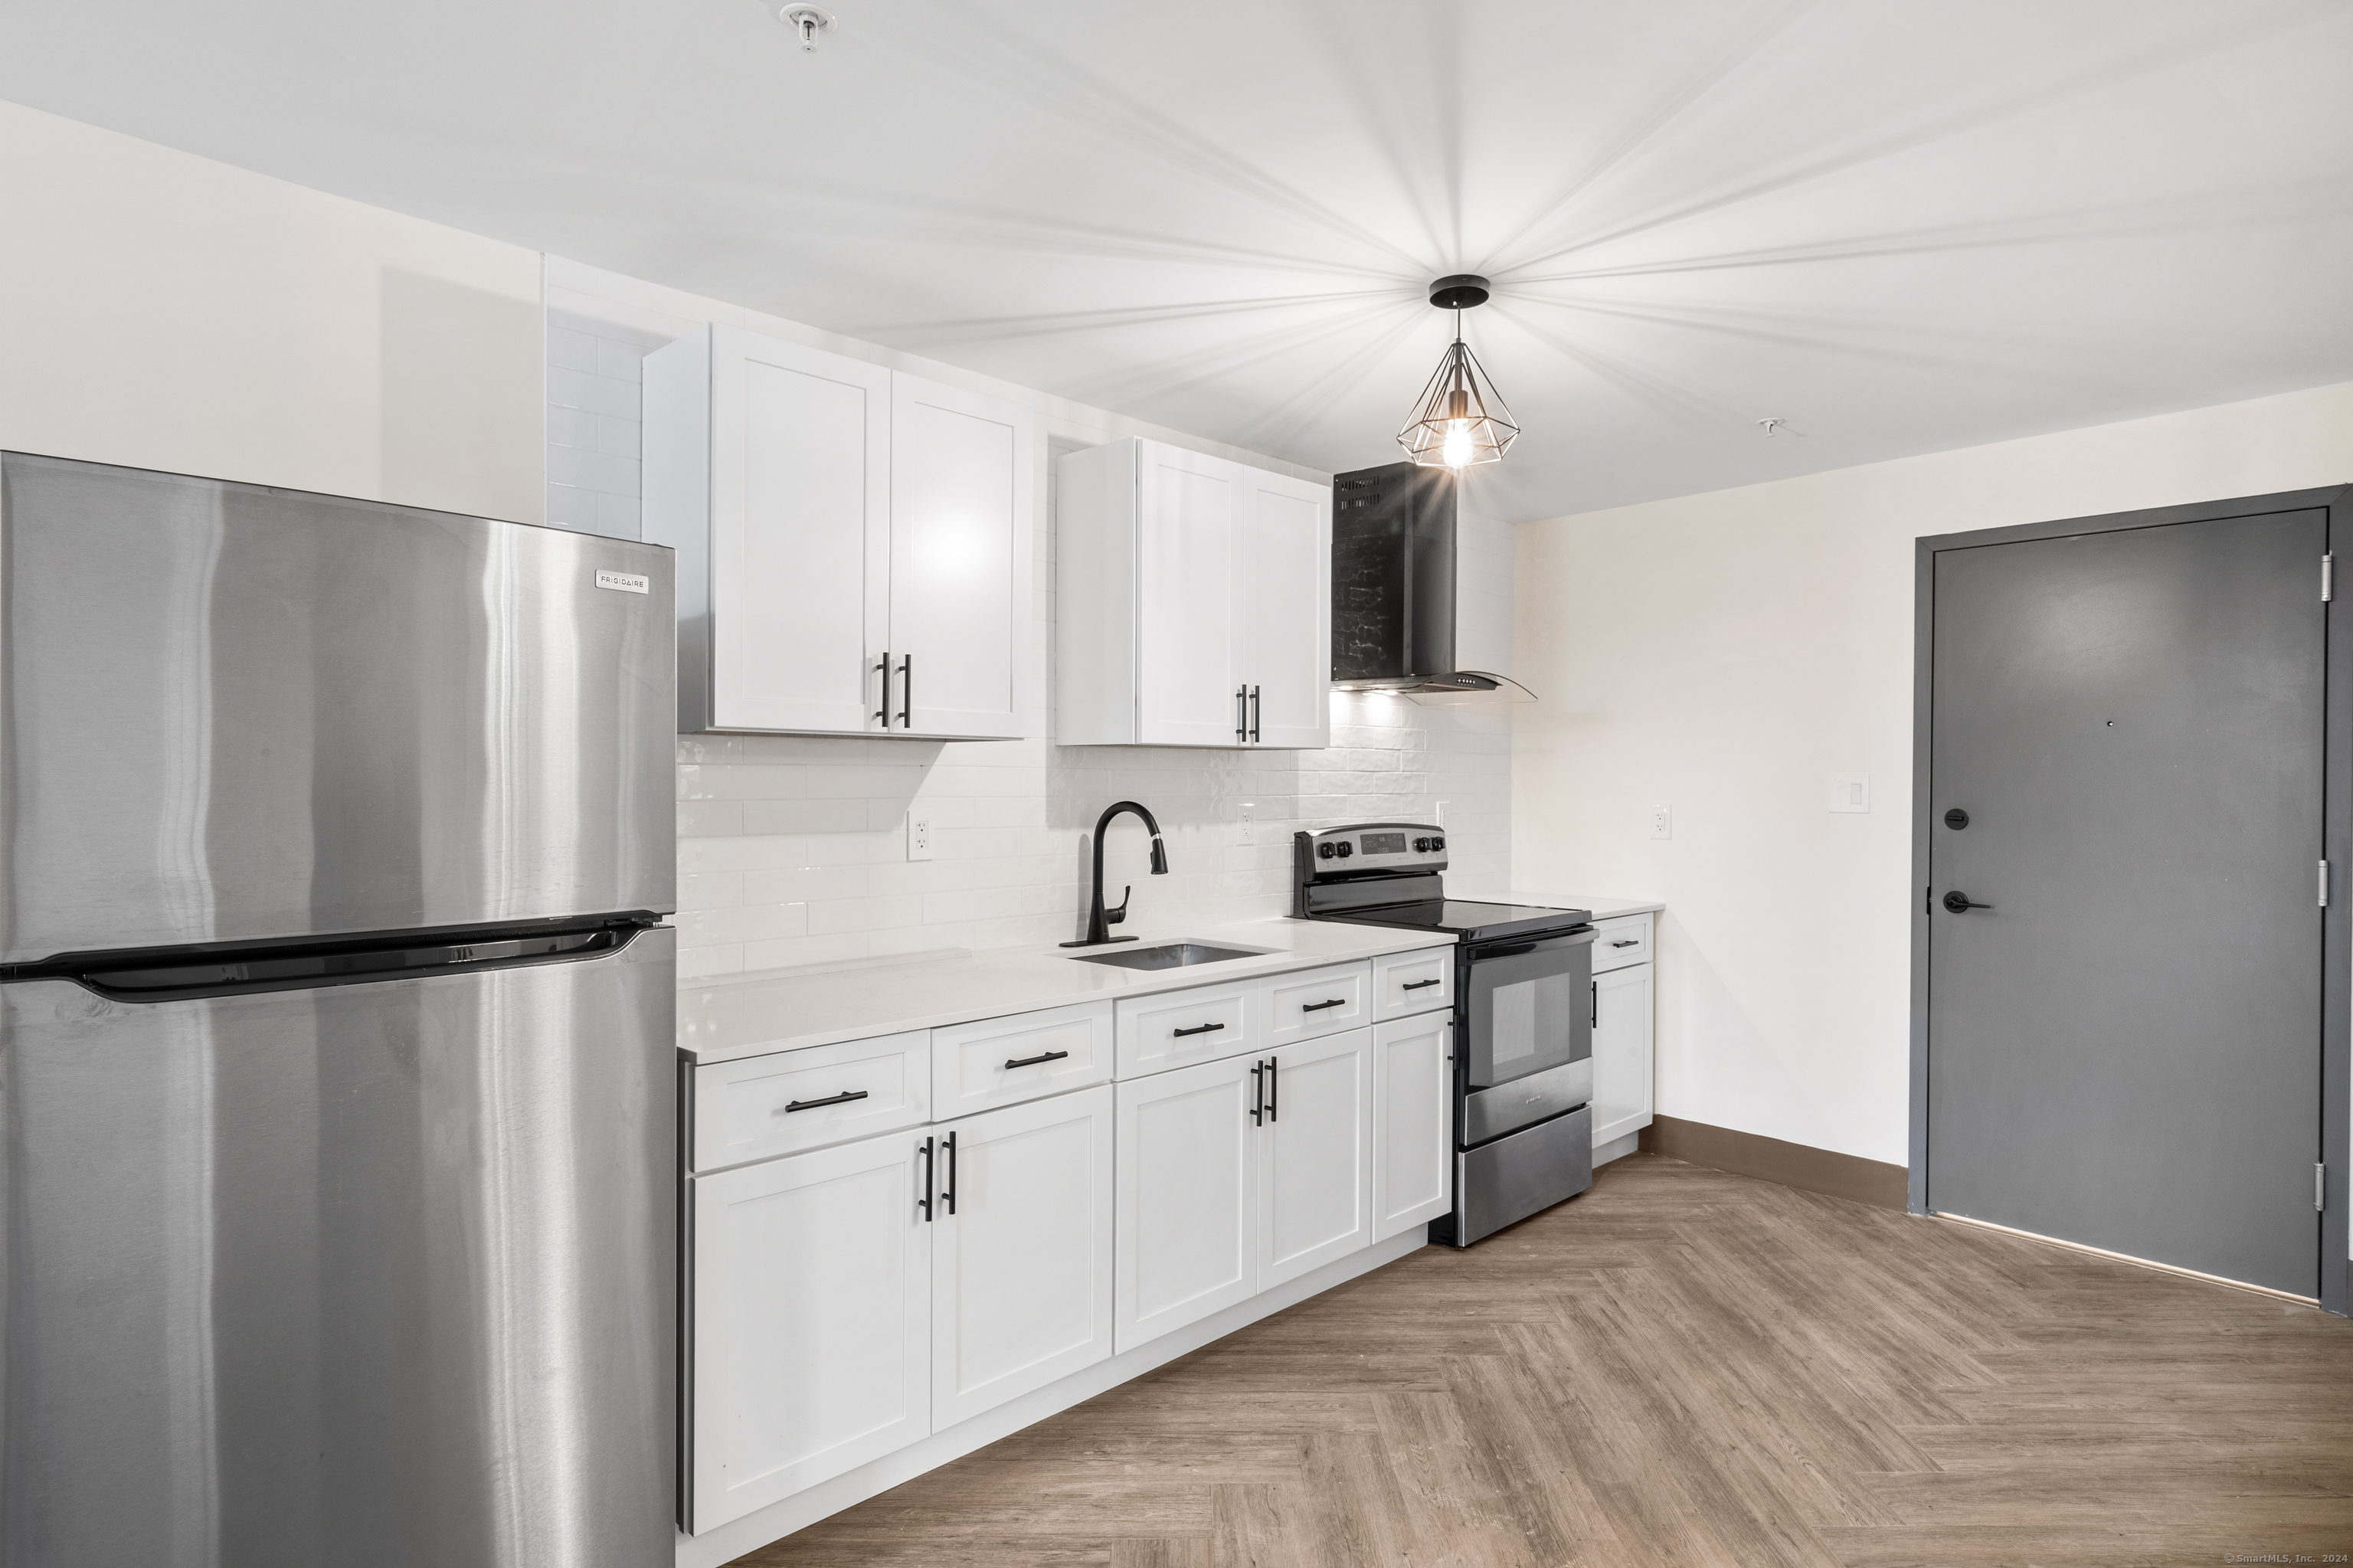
0,926,676,1568
0,453,675,963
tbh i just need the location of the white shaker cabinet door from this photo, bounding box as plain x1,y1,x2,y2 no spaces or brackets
1372,1013,1453,1241
931,1086,1115,1429
1114,1052,1259,1352
1134,442,1243,747
709,327,892,734
1257,1027,1373,1288
1235,465,1332,748
689,1130,931,1533
1590,962,1654,1149
888,374,1036,738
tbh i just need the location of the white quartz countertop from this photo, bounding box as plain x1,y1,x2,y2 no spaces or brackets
676,917,1458,1066
1453,889,1667,921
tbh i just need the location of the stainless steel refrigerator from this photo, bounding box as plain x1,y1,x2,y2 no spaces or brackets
0,452,678,1567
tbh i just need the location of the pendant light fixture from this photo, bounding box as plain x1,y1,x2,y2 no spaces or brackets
1397,274,1518,470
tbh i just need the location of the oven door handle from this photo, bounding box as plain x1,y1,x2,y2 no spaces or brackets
1477,941,1540,959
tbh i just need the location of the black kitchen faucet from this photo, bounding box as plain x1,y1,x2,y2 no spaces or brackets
1061,800,1168,947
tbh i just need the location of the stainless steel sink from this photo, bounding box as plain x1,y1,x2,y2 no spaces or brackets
1067,941,1268,971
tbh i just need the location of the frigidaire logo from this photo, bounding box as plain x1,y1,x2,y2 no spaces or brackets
594,570,651,595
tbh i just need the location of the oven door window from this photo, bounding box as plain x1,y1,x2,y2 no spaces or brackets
1463,931,1593,1088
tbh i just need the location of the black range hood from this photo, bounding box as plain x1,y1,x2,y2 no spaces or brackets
1330,461,1527,699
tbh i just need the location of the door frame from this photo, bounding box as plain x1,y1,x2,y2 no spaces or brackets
1907,484,2353,1315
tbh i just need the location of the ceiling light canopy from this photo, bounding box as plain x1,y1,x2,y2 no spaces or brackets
1397,274,1518,471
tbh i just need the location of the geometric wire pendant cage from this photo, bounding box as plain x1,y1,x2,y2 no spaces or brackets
1396,273,1519,469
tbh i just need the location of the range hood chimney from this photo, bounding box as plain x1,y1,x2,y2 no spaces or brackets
1329,461,1528,699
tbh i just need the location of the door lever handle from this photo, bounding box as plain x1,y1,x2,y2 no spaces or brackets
1940,891,1994,914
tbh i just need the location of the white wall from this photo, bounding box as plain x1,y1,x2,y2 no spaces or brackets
1512,381,2353,1166
0,100,542,523
543,260,1516,981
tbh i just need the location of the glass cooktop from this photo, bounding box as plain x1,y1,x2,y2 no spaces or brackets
1309,898,1591,942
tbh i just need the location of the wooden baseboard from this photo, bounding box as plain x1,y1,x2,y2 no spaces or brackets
1638,1115,1907,1210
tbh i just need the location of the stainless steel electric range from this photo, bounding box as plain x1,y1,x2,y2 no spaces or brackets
1293,823,1597,1246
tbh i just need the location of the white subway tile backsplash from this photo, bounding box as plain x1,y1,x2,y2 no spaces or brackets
547,260,1512,980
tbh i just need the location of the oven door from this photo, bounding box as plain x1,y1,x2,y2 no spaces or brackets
1460,928,1594,1089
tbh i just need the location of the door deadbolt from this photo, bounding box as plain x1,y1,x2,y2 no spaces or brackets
1943,807,1969,830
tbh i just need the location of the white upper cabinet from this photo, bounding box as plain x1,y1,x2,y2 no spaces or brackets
1057,437,1331,748
1236,465,1332,749
644,325,1038,738
889,375,1034,738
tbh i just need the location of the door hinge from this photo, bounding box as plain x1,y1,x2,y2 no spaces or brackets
2326,554,2335,601
2322,860,2332,908
2318,1162,2327,1212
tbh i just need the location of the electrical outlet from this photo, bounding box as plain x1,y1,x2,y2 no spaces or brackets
906,811,934,861
1826,773,1870,813
1240,802,1255,844
1650,803,1672,840
1434,800,1449,827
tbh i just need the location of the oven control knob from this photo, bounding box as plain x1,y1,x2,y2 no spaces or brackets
1413,837,1431,852
1335,842,1353,858
1316,841,1336,859
1431,836,1445,851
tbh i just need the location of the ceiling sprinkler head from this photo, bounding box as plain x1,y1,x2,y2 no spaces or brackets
1757,417,1786,437
779,3,835,49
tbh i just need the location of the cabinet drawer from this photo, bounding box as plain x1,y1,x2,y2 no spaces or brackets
692,1031,931,1171
1372,945,1454,1020
1115,977,1262,1078
1263,961,1371,1046
1590,915,1651,974
931,1000,1114,1116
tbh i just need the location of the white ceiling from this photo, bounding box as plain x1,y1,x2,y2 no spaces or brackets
7,0,2351,519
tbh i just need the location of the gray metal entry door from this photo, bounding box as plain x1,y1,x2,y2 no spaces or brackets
1927,509,2324,1298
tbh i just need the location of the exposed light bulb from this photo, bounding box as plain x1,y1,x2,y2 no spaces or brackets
1441,419,1475,469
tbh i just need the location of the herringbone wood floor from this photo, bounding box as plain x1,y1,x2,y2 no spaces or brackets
729,1153,2353,1567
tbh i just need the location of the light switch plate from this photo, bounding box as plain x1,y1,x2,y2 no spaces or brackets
1239,802,1255,844
1435,800,1450,827
1826,773,1870,813
906,811,935,860
1650,803,1672,840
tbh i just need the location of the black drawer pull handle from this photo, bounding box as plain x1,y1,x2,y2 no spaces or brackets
784,1088,870,1113
1402,978,1442,990
1173,1022,1225,1037
1004,1049,1071,1070
1301,997,1348,1012
1266,1054,1278,1121
1610,939,1640,948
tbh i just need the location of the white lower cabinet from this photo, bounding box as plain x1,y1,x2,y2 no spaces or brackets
1590,961,1654,1148
1114,1052,1260,1352
1258,1029,1373,1288
686,949,1461,1542
1372,1012,1453,1241
689,1130,931,1532
931,1086,1115,1428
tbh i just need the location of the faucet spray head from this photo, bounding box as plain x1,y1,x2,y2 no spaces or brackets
1149,836,1169,874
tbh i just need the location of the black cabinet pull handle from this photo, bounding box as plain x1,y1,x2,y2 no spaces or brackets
1004,1048,1070,1070
898,654,912,729
941,1130,957,1216
1266,1055,1278,1122
1610,939,1639,948
1941,890,1994,914
1173,1021,1224,1037
784,1088,870,1113
874,651,892,726
1249,1059,1264,1124
1301,997,1347,1012
1236,686,1248,743
917,1136,934,1221
1249,685,1262,743
1590,981,1598,1030
1402,978,1442,990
